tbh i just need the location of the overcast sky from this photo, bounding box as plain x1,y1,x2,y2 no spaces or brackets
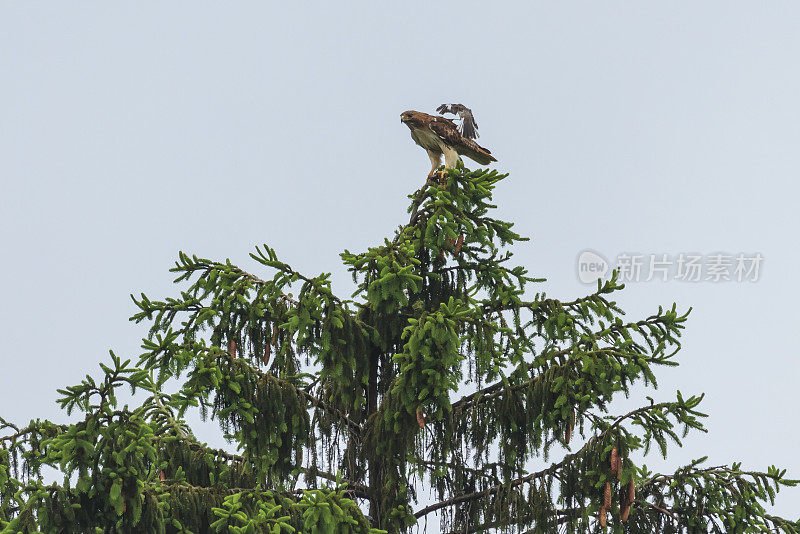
2,1,799,524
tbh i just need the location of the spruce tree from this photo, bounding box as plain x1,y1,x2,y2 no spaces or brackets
1,166,797,533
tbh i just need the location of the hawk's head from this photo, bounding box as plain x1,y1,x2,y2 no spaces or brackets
400,110,425,128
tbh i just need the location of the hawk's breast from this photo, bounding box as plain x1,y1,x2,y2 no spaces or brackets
410,127,446,152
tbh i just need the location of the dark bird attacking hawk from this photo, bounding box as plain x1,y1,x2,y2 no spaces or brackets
436,103,479,139
401,108,496,182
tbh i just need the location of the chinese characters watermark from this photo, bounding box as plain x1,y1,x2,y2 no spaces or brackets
577,250,763,284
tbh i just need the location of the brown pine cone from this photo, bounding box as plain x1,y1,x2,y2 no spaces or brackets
228,338,237,359
271,324,278,345
610,447,619,476
158,470,165,482
627,478,635,504
620,504,630,522
455,233,464,253
416,409,425,429
604,481,611,508
264,343,271,366
599,507,607,527
565,423,572,443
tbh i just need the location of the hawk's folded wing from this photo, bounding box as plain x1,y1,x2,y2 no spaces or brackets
429,118,496,165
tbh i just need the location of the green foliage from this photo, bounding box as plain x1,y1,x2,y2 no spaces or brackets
209,492,294,534
393,297,466,416
1,166,797,533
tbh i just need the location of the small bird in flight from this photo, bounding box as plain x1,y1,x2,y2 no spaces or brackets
436,103,480,139
401,107,496,182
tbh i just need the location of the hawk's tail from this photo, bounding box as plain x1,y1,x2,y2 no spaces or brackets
459,138,497,165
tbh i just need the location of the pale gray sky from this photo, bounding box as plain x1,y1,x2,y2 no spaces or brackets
2,1,799,523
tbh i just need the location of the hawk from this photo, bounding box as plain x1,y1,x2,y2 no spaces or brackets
436,103,479,139
400,110,496,181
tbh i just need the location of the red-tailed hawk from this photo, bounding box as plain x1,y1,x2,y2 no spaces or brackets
400,110,496,181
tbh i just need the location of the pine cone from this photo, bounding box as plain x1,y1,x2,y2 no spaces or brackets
616,455,623,479
228,338,237,359
264,343,271,366
565,423,572,443
619,482,633,522
610,447,619,476
616,479,635,523
599,507,607,527
604,481,611,508
158,470,165,482
271,324,278,345
455,233,464,253
416,408,425,429
620,504,630,523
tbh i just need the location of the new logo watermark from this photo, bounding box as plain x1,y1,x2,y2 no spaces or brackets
576,251,763,284
577,250,610,284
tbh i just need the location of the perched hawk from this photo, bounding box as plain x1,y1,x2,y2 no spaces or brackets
436,103,479,139
401,110,496,181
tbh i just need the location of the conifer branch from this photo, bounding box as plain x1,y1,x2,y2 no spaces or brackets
297,388,362,435
225,355,363,434
413,458,562,519
416,400,698,521
450,344,662,414
0,425,55,445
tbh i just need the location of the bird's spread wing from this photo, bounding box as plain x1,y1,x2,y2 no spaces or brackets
459,108,479,140
436,104,455,115
437,103,480,139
